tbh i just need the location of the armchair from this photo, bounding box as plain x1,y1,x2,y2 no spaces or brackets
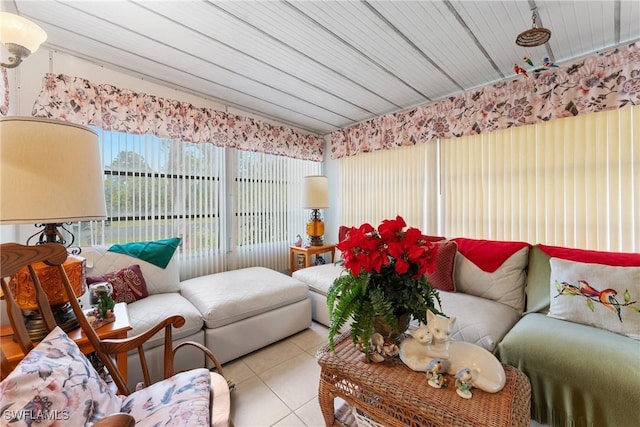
0,243,231,426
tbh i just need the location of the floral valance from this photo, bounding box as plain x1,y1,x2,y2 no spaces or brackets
32,73,324,162
331,41,640,159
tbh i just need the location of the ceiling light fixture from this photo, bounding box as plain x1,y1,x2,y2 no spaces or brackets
0,12,47,68
516,10,551,47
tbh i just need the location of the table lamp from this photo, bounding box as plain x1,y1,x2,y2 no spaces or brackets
302,175,329,246
0,116,107,340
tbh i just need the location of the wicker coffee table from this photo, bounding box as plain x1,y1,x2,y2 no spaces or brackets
317,332,531,427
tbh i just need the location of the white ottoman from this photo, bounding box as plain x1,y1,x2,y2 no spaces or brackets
292,263,344,327
181,267,312,363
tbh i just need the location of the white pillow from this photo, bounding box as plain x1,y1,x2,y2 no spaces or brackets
454,247,529,312
549,257,640,339
83,245,180,294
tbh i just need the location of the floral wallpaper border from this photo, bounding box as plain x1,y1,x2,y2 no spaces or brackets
31,73,324,162
331,41,640,159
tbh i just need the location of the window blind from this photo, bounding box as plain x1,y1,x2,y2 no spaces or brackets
439,105,638,251
231,149,322,272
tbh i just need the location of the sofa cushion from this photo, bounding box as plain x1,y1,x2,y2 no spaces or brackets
549,257,640,339
496,313,640,427
82,244,180,295
452,238,530,312
437,291,521,352
180,267,309,329
0,327,123,425
87,264,149,303
292,263,344,296
426,240,457,292
120,368,211,425
127,293,204,348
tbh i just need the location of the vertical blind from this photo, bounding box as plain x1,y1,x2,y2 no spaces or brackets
440,105,638,252
338,105,638,253
337,143,439,233
74,130,320,279
231,149,322,272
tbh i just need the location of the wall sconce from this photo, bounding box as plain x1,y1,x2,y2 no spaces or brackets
0,12,47,68
0,117,106,340
302,175,329,246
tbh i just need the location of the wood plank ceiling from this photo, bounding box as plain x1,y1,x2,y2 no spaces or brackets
3,0,639,135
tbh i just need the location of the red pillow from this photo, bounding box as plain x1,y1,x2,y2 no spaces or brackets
426,240,457,292
87,264,149,303
338,226,351,243
538,244,640,266
451,238,531,273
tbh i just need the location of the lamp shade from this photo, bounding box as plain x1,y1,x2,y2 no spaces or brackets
302,175,329,209
0,116,106,224
0,12,47,53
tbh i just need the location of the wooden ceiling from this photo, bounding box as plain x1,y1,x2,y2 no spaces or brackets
3,0,639,135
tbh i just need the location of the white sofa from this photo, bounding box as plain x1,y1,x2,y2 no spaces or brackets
292,238,529,353
82,246,312,389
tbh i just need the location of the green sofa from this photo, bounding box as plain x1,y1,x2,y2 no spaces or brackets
496,245,640,427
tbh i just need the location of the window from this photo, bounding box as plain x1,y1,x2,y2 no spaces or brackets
74,129,321,278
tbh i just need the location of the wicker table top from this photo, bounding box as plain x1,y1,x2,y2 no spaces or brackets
317,332,531,427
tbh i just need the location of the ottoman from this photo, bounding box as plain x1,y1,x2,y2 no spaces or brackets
181,267,312,363
292,263,343,326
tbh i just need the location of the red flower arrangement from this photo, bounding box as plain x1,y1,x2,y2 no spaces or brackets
328,215,444,355
337,215,439,278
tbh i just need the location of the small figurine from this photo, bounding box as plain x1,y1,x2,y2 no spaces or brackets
367,332,400,363
455,368,473,399
514,64,528,77
426,358,447,389
294,234,303,247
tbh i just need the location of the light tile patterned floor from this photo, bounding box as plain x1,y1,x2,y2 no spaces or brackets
224,322,547,427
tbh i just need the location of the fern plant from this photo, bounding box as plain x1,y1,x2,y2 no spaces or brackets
327,216,444,358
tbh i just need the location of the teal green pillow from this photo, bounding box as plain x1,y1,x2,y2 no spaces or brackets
108,237,181,269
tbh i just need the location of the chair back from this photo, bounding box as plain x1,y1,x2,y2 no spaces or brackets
1,243,67,378
0,243,129,394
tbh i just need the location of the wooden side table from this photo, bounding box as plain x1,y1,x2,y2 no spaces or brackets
1,302,132,381
317,332,531,427
289,243,336,274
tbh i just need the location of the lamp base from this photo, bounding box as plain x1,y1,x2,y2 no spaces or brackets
308,236,324,246
306,209,325,246
22,302,80,342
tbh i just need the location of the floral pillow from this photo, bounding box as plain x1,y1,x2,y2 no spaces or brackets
87,264,149,303
549,257,640,339
0,327,122,426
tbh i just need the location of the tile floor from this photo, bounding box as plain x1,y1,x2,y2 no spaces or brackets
223,322,547,427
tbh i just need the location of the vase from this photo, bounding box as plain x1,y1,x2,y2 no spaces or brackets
373,312,410,339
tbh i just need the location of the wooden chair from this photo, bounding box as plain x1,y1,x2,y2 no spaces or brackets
0,242,231,426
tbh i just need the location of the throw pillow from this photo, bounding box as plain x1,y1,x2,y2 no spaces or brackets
108,237,181,269
87,264,149,303
0,327,122,425
426,240,457,292
452,238,531,312
549,257,640,339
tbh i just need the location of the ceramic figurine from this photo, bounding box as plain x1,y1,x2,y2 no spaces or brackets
398,311,507,393
367,332,399,362
425,358,447,388
399,312,454,371
294,234,303,247
455,368,473,399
